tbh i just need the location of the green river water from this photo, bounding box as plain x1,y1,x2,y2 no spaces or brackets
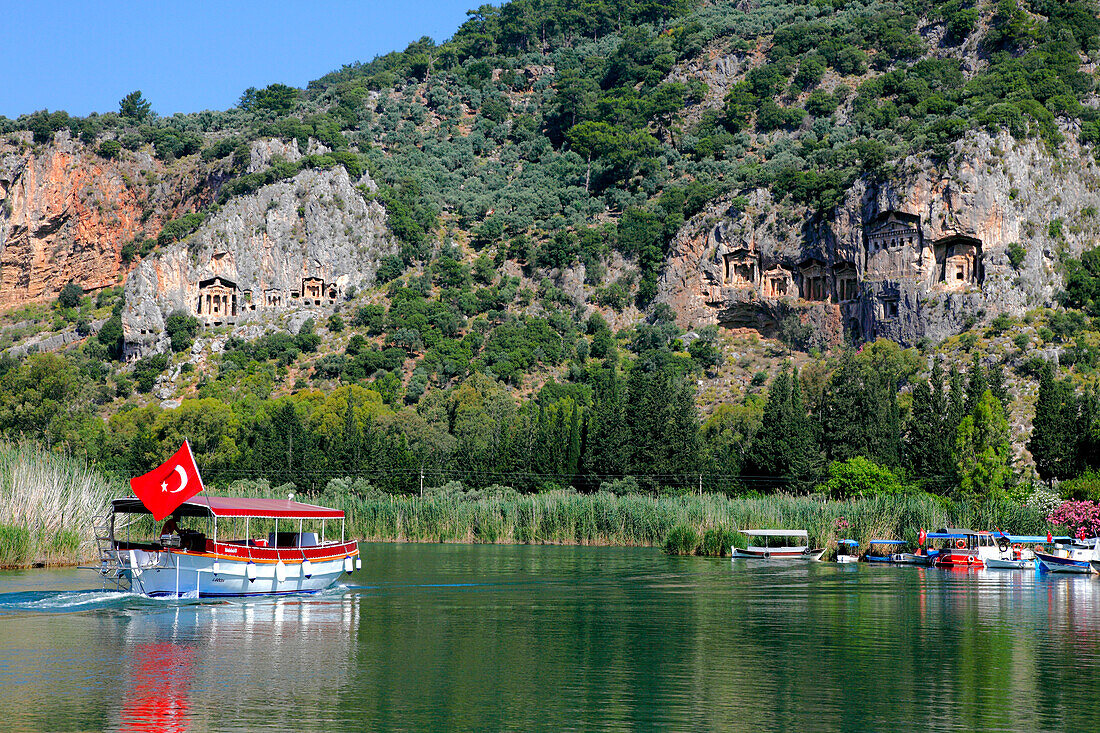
1,543,1099,731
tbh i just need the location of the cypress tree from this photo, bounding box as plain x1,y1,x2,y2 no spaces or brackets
1028,362,1078,483
744,367,821,491
584,366,629,482
904,359,955,488
965,353,988,414
987,360,1009,408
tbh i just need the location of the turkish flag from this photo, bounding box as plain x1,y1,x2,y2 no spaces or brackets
130,441,205,521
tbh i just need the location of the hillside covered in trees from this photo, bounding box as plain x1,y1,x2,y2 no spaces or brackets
1,0,1100,505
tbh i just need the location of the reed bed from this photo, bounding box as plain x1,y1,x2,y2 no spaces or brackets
225,490,1051,555
0,443,121,567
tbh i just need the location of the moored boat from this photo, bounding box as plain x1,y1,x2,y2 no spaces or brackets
893,551,934,566
864,539,907,564
1035,538,1097,574
927,529,1000,569
93,496,360,598
731,529,825,561
835,539,860,563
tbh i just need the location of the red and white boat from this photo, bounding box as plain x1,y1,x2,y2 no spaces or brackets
93,495,361,598
927,528,1001,569
731,529,825,561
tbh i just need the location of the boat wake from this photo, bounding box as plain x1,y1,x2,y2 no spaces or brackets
0,588,147,614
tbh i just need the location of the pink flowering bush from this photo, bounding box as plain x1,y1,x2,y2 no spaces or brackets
1048,500,1100,538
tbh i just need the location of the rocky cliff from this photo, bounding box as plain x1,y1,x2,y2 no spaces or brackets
122,165,395,357
658,129,1100,346
0,131,210,307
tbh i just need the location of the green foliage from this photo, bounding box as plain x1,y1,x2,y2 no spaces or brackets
118,90,152,122
239,83,299,114
663,523,700,555
818,457,906,499
956,391,1013,501
132,354,170,394
165,311,200,352
97,139,121,159
1007,243,1027,269
57,283,83,309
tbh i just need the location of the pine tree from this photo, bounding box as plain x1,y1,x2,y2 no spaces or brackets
987,360,1009,407
744,367,821,491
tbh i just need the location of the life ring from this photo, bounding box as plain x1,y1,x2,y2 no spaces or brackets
966,555,976,565
762,551,771,560
956,539,966,550
1012,543,1022,550
997,538,1010,552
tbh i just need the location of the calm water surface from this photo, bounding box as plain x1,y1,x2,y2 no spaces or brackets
1,544,1099,731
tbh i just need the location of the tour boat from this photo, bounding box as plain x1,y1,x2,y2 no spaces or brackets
92,495,361,598
1036,538,1098,575
835,539,860,563
864,539,908,564
927,529,1001,569
731,529,825,561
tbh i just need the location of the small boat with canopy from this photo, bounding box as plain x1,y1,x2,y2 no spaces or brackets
835,539,860,563
731,529,825,561
864,539,909,564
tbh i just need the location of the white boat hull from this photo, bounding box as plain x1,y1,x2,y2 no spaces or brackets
984,557,1032,570
731,547,826,561
118,547,360,598
836,555,860,564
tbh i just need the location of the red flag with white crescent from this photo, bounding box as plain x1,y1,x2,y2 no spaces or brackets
130,441,204,521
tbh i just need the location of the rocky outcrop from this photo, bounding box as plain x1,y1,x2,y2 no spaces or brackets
122,166,396,357
658,130,1100,345
0,131,213,309
0,132,143,306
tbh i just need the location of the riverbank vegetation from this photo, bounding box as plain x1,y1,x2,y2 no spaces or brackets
0,443,120,568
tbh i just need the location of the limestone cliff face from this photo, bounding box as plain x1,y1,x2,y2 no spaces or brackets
122,166,396,357
658,130,1100,345
0,131,210,307
0,132,141,305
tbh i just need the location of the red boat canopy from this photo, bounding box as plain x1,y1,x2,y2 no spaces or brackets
112,496,344,520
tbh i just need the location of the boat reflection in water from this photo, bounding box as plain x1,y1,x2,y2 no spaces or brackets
118,642,196,733
110,593,360,731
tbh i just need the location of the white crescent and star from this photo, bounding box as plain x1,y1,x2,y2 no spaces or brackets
160,464,189,494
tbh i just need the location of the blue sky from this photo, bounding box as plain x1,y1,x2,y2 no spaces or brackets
1,1,481,119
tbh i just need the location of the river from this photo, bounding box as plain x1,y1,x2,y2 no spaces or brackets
1,544,1099,731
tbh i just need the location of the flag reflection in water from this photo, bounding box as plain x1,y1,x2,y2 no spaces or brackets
118,642,196,732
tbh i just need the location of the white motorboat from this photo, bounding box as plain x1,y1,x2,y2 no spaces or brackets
731,529,825,561
92,496,361,598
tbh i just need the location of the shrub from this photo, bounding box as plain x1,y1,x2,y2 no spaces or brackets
58,283,83,309
97,139,121,159
663,524,700,556
700,526,737,557
165,310,200,352
1048,500,1100,539
1007,243,1026,269
327,313,346,333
